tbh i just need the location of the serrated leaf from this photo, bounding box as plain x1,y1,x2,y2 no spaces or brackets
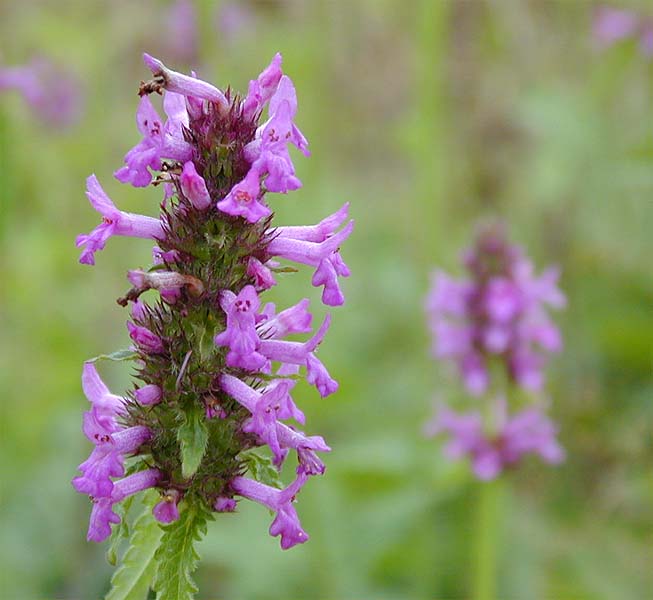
88,349,138,363
152,503,210,600
105,493,163,600
106,496,135,566
177,407,208,479
240,448,283,489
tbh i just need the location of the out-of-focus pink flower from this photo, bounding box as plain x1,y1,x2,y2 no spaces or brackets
0,57,84,128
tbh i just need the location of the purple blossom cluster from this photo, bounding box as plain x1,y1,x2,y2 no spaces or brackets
73,53,352,550
426,224,565,395
0,57,83,128
425,224,565,479
593,6,653,58
425,401,564,481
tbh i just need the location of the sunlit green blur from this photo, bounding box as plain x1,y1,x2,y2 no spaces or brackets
1,1,652,598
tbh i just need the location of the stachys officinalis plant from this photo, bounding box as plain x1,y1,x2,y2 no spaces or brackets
72,52,353,599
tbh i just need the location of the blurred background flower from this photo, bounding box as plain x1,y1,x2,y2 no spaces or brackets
1,1,652,599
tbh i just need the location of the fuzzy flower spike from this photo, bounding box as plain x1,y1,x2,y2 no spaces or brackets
426,223,564,396
425,223,565,480
73,53,352,599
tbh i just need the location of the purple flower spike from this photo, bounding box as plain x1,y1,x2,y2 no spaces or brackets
74,54,349,565
426,224,563,394
425,223,565,481
217,167,271,223
76,176,164,265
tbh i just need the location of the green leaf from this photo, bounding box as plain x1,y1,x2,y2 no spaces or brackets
105,493,164,600
152,503,211,600
177,406,208,479
106,496,135,566
240,448,283,489
88,349,139,363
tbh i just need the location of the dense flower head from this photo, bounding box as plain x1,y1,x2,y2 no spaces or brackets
426,223,565,395
425,223,565,481
73,53,352,550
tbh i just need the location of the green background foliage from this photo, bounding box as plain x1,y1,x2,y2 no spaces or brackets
1,1,652,598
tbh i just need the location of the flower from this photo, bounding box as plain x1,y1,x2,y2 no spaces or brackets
242,53,283,120
425,224,564,394
425,224,565,482
593,6,653,58
427,402,564,481
231,473,310,549
87,469,161,542
180,161,212,209
216,166,270,222
0,56,83,128
114,94,192,187
267,218,354,306
72,365,157,535
76,176,164,265
74,52,350,559
153,489,181,524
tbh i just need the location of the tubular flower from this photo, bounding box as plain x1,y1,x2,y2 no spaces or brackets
73,52,351,571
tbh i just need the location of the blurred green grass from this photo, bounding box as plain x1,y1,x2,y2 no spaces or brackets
1,1,652,598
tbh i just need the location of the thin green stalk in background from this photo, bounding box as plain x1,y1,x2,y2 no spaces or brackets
472,478,505,600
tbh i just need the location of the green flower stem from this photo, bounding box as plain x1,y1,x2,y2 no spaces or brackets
472,478,505,600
